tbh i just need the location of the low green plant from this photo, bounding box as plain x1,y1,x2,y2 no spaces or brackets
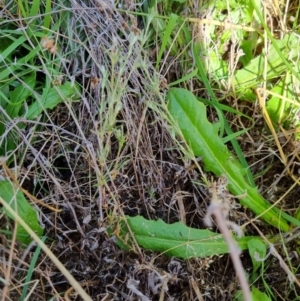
109,215,262,259
167,87,295,231
190,0,300,139
0,34,80,156
0,180,43,245
0,0,80,245
238,239,273,301
235,286,272,301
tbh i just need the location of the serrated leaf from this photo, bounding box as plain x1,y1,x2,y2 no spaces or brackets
112,215,258,259
167,87,289,231
0,180,43,245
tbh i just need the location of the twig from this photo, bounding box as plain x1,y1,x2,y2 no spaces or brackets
204,177,252,301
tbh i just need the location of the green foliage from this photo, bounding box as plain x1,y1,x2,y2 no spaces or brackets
25,81,81,120
0,180,43,245
167,87,290,231
0,0,81,156
188,0,300,138
193,42,255,186
20,236,46,299
0,0,80,245
145,3,192,68
110,215,261,259
248,238,267,278
236,286,272,301
266,73,300,140
233,33,300,100
0,35,81,155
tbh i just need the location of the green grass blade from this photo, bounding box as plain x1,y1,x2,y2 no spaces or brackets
198,97,252,119
0,36,28,62
17,0,28,18
250,0,300,82
20,236,46,300
0,48,40,82
30,0,40,18
44,0,52,30
221,128,251,144
155,13,178,69
169,68,198,86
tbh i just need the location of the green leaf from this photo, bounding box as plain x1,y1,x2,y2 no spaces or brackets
252,287,272,301
266,73,300,140
7,72,36,118
167,87,290,231
240,40,255,67
234,33,300,100
25,81,81,120
0,72,37,155
236,286,272,301
112,215,259,259
193,42,255,187
248,238,266,275
0,180,43,245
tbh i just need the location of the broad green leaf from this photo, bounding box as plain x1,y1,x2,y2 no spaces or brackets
167,87,290,231
112,215,259,259
240,40,255,67
26,82,80,120
0,180,43,245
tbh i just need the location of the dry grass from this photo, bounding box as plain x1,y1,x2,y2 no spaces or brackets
1,0,300,300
